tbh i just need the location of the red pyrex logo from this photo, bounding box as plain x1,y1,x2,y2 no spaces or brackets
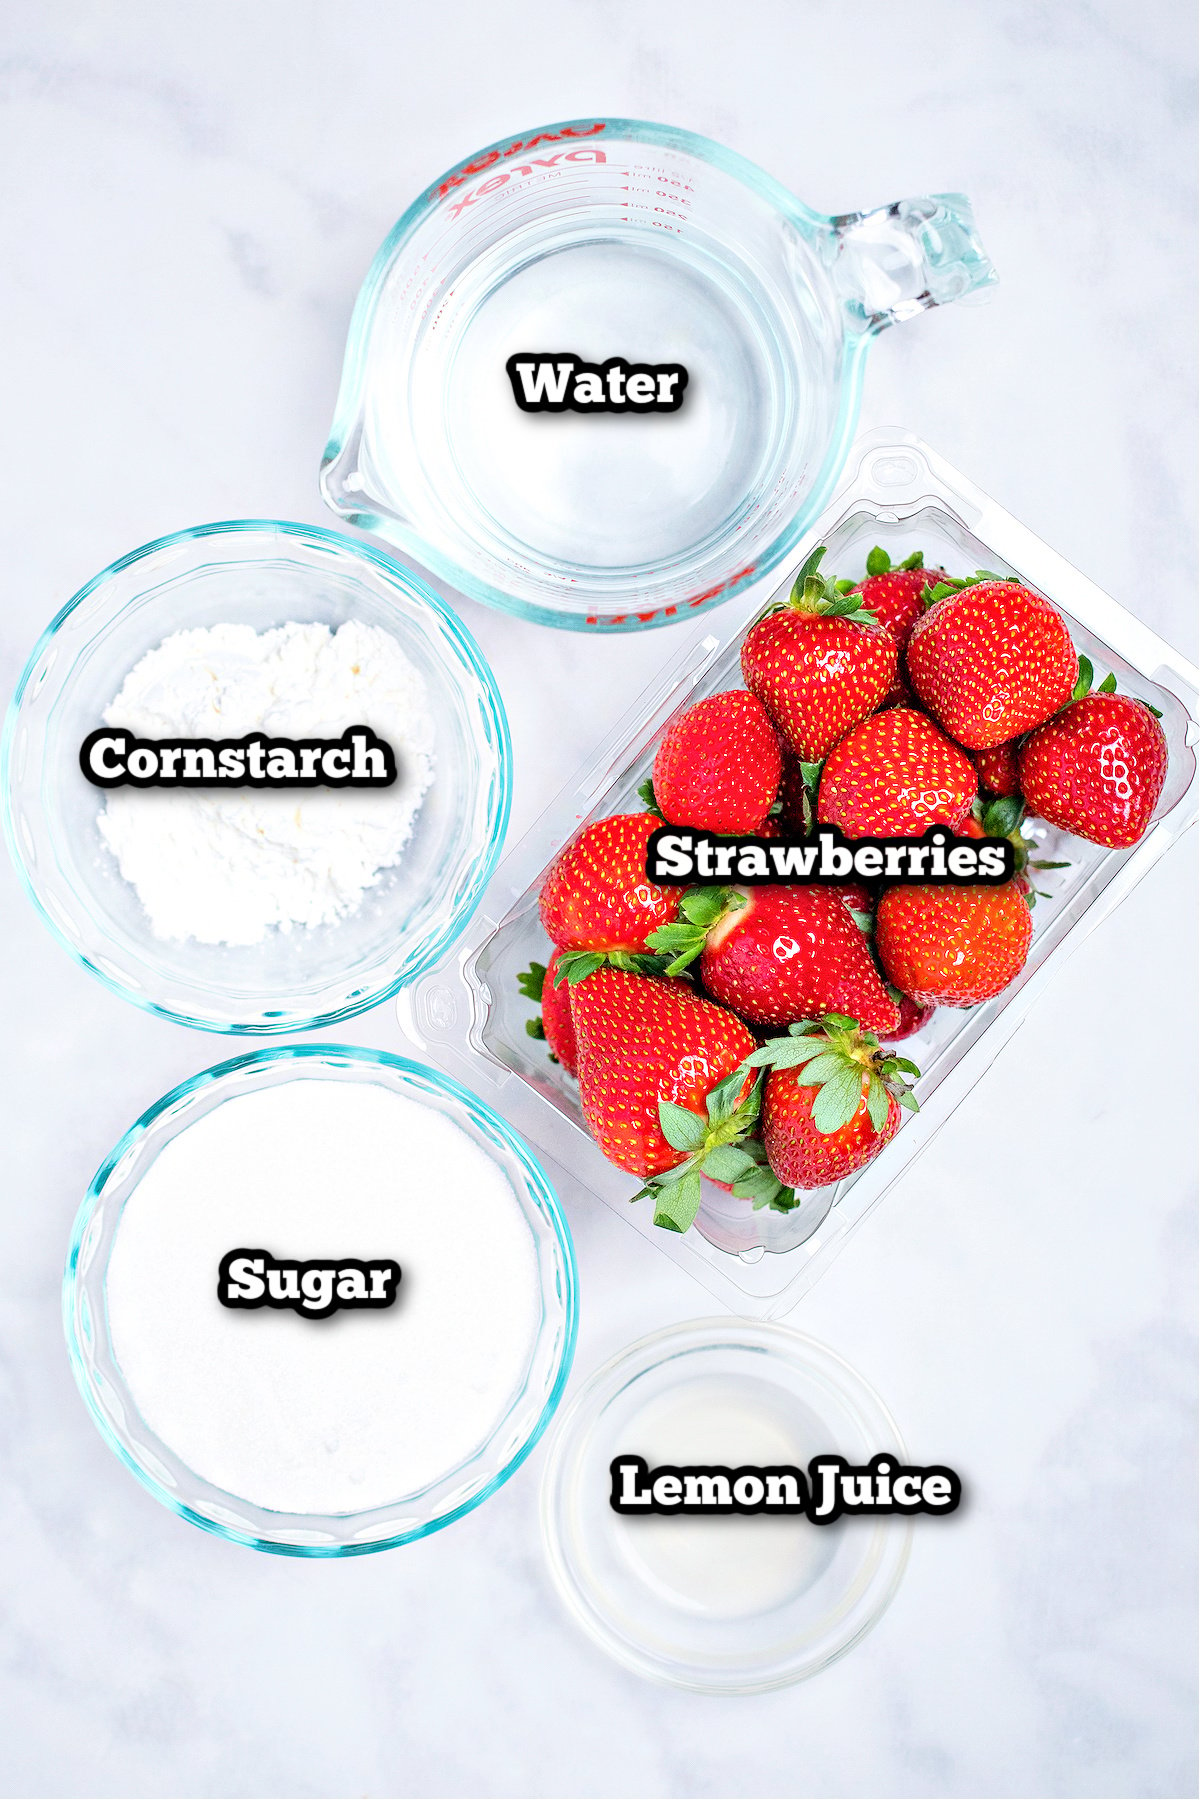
431,123,609,216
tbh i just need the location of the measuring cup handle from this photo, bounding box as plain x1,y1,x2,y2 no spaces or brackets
827,194,997,332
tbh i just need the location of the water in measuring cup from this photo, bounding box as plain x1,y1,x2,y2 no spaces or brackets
398,230,802,575
611,1372,837,1619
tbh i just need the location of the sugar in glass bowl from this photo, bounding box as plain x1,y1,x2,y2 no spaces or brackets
2,520,511,1033
322,116,996,630
64,1045,578,1555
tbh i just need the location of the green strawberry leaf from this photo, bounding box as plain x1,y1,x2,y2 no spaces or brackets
848,907,874,935
982,796,1024,838
732,1164,786,1206
794,1051,850,1087
610,950,676,977
745,1036,829,1070
896,1089,921,1113
703,1144,757,1184
810,1065,865,1135
654,1171,703,1233
1142,700,1163,718
680,885,731,928
864,1072,890,1133
516,961,547,1000
658,1100,709,1153
821,1012,860,1031
865,545,892,577
554,951,607,986
1072,654,1094,702
833,578,857,596
638,777,665,819
899,550,926,571
768,1184,801,1213
789,545,827,601
824,592,866,617
525,1016,546,1041
1097,672,1117,694
706,1065,748,1124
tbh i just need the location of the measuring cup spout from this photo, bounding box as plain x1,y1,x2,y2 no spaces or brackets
826,194,997,333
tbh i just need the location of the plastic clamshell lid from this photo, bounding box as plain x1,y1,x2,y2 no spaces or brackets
395,432,1199,1316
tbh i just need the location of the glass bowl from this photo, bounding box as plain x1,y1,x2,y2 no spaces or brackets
64,1045,577,1556
2,520,511,1033
321,117,995,630
540,1319,912,1691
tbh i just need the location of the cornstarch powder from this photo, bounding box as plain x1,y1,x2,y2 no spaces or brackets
105,1079,541,1515
97,620,435,945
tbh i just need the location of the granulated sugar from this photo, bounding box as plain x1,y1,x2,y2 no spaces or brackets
97,619,435,945
105,1078,541,1515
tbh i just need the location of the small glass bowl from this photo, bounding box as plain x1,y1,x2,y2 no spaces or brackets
64,1045,577,1556
540,1319,911,1692
2,520,511,1033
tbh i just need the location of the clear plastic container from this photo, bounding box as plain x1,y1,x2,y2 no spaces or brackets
64,1045,577,1555
321,119,995,630
398,432,1199,1316
3,521,511,1034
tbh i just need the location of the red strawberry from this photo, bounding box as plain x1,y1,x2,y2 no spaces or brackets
648,885,900,1033
516,952,578,1074
652,690,782,833
875,881,1033,1007
906,579,1078,749
973,740,1022,799
852,548,949,652
1018,692,1168,849
539,813,683,951
817,706,976,838
879,992,936,1042
570,967,756,1175
569,967,759,1232
750,1016,920,1190
540,949,578,1073
741,547,897,762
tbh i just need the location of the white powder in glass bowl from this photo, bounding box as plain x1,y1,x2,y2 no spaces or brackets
97,619,435,945
105,1079,542,1516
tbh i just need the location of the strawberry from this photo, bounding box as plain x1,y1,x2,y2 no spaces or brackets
651,690,782,833
874,880,1033,1007
1018,684,1168,850
745,1015,920,1190
741,546,897,762
539,813,683,952
852,548,949,651
647,884,900,1033
516,955,578,1073
973,740,1022,799
817,706,976,838
569,966,759,1231
906,577,1078,749
879,992,936,1042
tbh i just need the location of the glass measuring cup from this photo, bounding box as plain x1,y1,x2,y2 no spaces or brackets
321,118,996,631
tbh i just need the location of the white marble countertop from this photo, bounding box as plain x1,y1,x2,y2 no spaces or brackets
0,3,1195,1795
